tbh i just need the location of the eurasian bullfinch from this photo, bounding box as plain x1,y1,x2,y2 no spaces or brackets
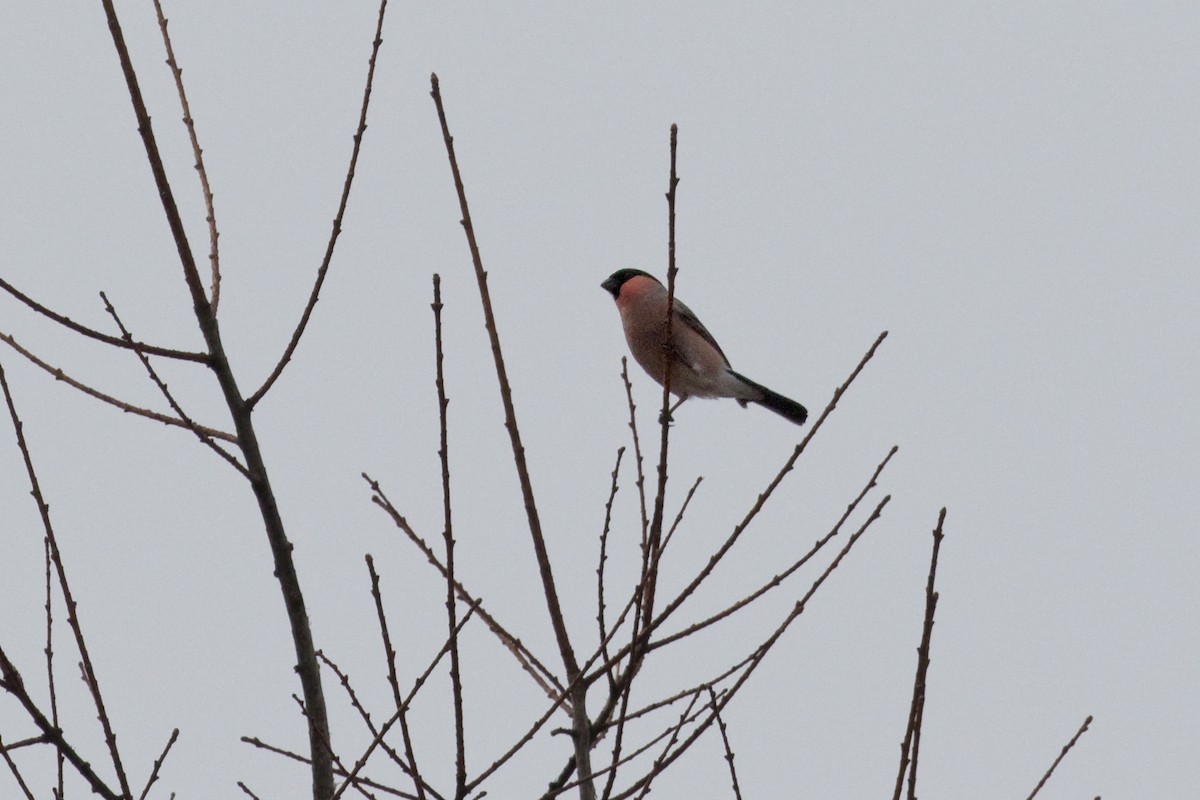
601,269,808,425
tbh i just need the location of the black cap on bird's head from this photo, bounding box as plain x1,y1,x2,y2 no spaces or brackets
601,268,658,298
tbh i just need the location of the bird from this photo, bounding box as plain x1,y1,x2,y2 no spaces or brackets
601,269,808,425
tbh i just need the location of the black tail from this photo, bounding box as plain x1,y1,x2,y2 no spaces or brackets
730,370,808,426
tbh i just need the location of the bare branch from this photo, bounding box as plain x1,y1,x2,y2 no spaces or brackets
364,556,431,800
1025,715,1094,800
893,508,945,800
597,447,625,686
138,728,180,800
150,0,222,313
0,277,209,362
366,475,565,702
0,731,38,800
649,446,897,655
429,77,592,799
619,360,649,545
241,738,418,799
0,646,122,800
431,274,467,799
101,292,248,475
43,537,65,797
707,687,743,800
642,123,680,629
1,331,237,442
0,362,133,798
248,0,389,407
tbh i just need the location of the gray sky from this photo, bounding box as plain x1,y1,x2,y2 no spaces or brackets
2,2,1197,798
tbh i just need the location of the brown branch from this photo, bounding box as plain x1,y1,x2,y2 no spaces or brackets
630,686,699,800
429,75,594,797
0,278,209,362
364,557,430,800
138,728,180,800
0,732,37,800
430,274,467,799
318,652,442,800
608,495,887,800
596,447,625,688
707,687,743,800
0,361,133,798
619,360,649,545
0,331,237,442
150,0,221,313
1025,715,1094,800
642,123,680,630
101,292,248,475
331,602,479,800
648,446,897,655
0,646,122,800
366,475,565,702
893,508,945,800
247,0,388,407
238,781,265,800
241,738,417,799
43,536,65,797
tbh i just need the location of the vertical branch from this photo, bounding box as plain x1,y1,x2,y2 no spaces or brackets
43,538,64,797
642,124,679,626
150,0,221,313
707,687,744,800
432,274,467,799
429,74,594,800
619,360,649,545
0,363,131,799
892,508,946,800
596,447,625,684
364,556,428,800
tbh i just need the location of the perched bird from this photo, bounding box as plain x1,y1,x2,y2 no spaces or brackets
601,269,808,425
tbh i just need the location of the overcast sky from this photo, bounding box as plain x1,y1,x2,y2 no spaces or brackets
2,2,1197,798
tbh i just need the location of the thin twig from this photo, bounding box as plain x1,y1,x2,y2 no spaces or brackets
0,331,236,442
1025,715,1094,800
248,0,389,407
642,123,680,629
364,557,431,800
608,495,888,800
151,0,221,312
0,278,209,362
597,447,625,686
43,536,64,798
707,687,743,800
0,362,133,798
649,446,897,655
331,601,479,800
138,728,180,800
242,738,418,799
237,782,264,800
431,274,467,800
619,359,649,545
318,653,438,800
101,292,248,475
631,687,699,800
0,732,37,800
0,646,121,800
893,508,945,800
429,75,595,797
366,475,565,702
